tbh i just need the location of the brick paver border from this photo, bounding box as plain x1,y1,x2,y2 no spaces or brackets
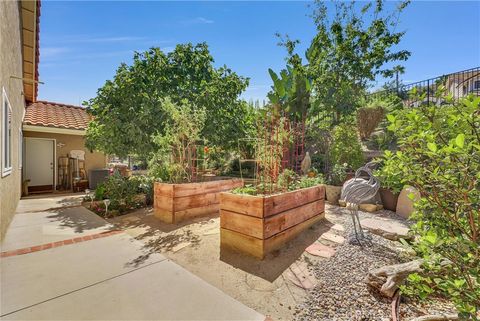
0,230,123,258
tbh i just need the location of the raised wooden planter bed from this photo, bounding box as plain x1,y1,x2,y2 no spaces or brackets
220,185,325,259
154,178,244,224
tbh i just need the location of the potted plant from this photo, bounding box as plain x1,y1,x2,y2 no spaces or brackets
325,163,347,204
374,151,404,211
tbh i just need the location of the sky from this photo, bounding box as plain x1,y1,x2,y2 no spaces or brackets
38,1,480,106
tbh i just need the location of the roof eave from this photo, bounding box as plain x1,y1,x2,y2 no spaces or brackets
23,124,86,136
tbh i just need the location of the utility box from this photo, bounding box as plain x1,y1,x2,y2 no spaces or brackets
89,169,109,189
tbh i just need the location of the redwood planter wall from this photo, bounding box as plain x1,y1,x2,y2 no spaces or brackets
154,178,244,224
220,185,326,259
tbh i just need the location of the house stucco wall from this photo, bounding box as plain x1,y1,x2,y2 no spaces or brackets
23,131,107,179
0,1,24,240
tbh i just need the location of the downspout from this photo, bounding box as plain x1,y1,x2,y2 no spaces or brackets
31,0,37,102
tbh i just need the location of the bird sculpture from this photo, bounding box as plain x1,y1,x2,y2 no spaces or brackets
301,152,312,175
340,162,380,245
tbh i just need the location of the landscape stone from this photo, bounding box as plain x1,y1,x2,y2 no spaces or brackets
305,243,336,258
396,185,421,218
330,224,345,232
360,218,411,241
320,232,345,244
284,261,317,290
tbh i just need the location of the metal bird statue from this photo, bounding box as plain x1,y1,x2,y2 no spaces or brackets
340,162,380,245
301,152,311,175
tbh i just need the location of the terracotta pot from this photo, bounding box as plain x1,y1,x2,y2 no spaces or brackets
325,185,342,205
344,171,355,182
379,188,399,211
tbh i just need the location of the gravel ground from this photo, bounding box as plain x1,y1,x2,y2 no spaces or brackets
294,207,456,321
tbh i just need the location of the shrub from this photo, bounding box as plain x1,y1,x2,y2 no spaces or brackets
329,123,364,171
130,175,154,205
103,171,140,213
357,106,385,140
389,95,480,317
94,184,106,201
327,163,348,186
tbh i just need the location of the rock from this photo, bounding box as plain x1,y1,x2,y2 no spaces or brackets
325,185,342,205
359,203,380,212
361,218,411,241
396,185,421,218
320,232,345,244
305,243,336,258
366,259,423,297
331,224,345,232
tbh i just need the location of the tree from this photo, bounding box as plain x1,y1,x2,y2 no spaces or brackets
85,43,249,158
388,93,480,318
149,98,206,183
307,0,411,125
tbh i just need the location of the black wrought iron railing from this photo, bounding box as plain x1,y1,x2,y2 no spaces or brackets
368,66,480,106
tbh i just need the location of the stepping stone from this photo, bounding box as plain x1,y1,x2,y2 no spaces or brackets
122,216,141,223
361,218,411,241
284,261,316,290
172,242,191,252
320,232,345,244
330,224,345,232
305,243,335,258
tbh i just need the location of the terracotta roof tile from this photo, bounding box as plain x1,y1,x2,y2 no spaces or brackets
24,101,90,130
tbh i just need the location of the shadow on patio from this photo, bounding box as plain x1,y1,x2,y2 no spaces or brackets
220,219,334,282
108,209,212,267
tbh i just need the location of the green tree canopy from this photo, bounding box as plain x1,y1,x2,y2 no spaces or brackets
307,0,411,124
85,42,249,158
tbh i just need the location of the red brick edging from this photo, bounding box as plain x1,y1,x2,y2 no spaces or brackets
0,230,123,258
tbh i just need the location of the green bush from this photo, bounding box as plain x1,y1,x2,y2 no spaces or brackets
327,163,348,186
389,94,480,317
374,150,405,194
103,171,140,213
130,175,154,205
329,123,364,172
94,184,106,201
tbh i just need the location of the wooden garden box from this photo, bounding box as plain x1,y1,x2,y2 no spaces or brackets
220,185,325,259
154,178,244,224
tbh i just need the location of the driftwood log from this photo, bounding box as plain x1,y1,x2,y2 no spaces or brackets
367,259,423,297
409,315,459,321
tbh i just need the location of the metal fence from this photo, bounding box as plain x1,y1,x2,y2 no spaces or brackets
368,66,480,106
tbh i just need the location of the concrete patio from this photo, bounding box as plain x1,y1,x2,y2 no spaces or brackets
0,194,265,320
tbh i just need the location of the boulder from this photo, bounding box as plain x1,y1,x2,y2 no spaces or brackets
360,218,411,241
396,185,421,219
325,185,342,205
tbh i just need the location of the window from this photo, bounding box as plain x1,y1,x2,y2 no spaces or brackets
2,88,12,177
474,80,480,89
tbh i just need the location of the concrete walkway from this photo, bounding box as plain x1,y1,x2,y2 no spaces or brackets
1,195,264,320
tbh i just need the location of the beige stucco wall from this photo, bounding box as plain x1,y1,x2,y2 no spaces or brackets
23,131,107,177
0,1,25,240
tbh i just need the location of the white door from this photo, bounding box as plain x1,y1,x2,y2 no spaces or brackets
25,138,55,188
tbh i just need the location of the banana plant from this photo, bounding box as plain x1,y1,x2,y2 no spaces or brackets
267,65,312,121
